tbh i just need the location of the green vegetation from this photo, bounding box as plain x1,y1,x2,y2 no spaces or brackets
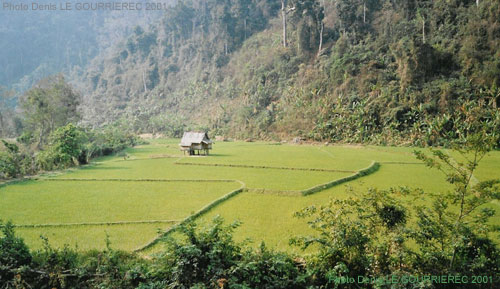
1,1,500,287
196,159,455,252
1,132,499,288
71,0,499,147
0,123,140,180
1,139,364,250
54,153,350,192
0,181,239,225
7,1,497,148
20,75,80,148
0,76,142,180
0,178,239,250
14,223,171,252
2,139,498,254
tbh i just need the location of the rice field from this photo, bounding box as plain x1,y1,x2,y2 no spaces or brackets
1,139,498,252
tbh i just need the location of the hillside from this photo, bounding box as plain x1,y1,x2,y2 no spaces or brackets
78,0,499,146
0,0,170,93
78,0,281,131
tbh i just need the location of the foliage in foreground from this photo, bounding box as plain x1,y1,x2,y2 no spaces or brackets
1,191,499,289
292,130,500,288
0,217,307,289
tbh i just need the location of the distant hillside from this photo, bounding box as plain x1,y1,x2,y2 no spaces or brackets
0,0,169,94
76,0,499,145
78,0,280,131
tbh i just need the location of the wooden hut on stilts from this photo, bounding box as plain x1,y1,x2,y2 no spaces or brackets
179,132,213,155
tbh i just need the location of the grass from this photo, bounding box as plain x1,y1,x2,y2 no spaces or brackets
55,158,349,191
1,139,498,253
175,142,373,171
1,178,240,250
0,181,239,225
15,223,171,251
194,162,455,253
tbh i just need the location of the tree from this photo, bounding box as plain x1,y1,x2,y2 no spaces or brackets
0,140,20,178
281,0,288,47
414,127,500,271
51,124,87,163
0,86,16,137
20,75,80,147
292,188,411,287
231,0,251,42
415,0,432,44
36,123,87,170
164,217,243,288
335,0,363,37
295,110,500,286
289,0,324,55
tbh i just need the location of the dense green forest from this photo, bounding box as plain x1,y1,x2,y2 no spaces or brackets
75,0,499,146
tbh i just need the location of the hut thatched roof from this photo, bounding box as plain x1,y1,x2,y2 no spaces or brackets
180,132,212,146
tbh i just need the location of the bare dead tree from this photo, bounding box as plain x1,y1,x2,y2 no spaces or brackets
281,0,287,47
318,22,324,57
142,70,148,93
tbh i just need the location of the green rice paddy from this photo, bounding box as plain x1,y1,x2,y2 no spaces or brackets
1,139,498,252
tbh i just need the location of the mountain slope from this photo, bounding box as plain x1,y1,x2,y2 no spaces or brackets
79,0,499,145
0,0,168,93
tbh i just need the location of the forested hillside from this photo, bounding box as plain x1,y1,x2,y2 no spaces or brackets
79,0,281,132
79,0,499,146
0,0,168,93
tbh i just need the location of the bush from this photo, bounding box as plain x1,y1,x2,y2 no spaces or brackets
5,123,141,176
35,123,87,170
230,243,307,289
0,220,32,286
0,151,18,178
165,217,243,288
35,148,60,171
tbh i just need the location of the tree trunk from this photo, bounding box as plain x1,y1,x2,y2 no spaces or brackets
38,123,44,149
476,0,479,7
422,18,426,44
142,70,148,93
363,1,366,23
317,22,324,57
281,0,287,47
244,18,247,40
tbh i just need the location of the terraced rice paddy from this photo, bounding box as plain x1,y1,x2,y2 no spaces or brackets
1,139,498,253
